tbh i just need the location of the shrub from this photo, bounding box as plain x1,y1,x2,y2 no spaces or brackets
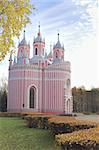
48,116,96,135
0,112,22,117
55,126,99,150
25,115,51,129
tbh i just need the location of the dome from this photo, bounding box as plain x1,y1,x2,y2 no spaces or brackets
34,35,42,43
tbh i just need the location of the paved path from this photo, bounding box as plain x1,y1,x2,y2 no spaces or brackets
74,114,99,122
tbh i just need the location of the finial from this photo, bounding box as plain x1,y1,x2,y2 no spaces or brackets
23,30,25,39
38,22,41,36
50,43,52,52
58,33,59,41
39,21,40,30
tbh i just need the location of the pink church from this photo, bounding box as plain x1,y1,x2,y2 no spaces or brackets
8,26,73,114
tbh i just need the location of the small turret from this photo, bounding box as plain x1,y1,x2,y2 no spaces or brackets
17,30,30,64
33,24,45,57
53,33,64,63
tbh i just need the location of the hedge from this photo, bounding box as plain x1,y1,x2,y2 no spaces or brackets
24,115,97,136
0,112,22,117
56,126,99,150
48,116,97,135
25,115,51,129
0,112,49,117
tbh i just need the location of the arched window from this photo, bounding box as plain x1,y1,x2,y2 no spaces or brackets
56,52,58,58
35,48,37,55
67,99,70,114
56,50,59,58
67,79,70,88
29,86,36,108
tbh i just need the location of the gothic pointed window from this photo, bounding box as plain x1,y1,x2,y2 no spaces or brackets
29,86,36,108
67,99,70,114
56,52,58,58
35,48,37,55
67,79,70,88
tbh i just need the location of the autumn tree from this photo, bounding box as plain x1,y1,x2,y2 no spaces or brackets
0,0,34,61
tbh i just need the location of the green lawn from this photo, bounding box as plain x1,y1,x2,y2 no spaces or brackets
0,117,60,150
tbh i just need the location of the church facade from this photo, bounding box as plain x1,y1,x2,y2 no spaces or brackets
8,26,73,114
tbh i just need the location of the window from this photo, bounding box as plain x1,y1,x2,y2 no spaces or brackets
35,48,37,55
67,79,70,88
29,86,36,108
56,52,58,58
67,99,70,114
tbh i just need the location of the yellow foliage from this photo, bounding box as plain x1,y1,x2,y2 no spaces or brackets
48,116,97,126
56,126,99,146
0,0,34,61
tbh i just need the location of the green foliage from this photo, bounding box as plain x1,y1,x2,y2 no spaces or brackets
0,77,8,112
0,90,7,112
0,117,60,150
25,115,50,129
0,0,34,61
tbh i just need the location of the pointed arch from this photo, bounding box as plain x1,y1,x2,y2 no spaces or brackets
35,48,38,55
29,86,36,108
67,99,70,114
27,84,38,110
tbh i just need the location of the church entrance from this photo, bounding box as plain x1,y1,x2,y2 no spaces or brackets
29,86,36,108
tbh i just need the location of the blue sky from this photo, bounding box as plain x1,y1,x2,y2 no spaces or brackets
0,0,99,89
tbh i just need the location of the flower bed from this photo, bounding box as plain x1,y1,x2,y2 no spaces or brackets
55,126,99,150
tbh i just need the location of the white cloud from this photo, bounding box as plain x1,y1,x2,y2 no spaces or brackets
0,0,99,89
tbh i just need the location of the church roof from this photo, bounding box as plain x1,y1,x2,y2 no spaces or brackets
53,40,62,49
34,25,45,43
52,58,62,64
20,38,27,45
48,51,52,57
30,56,44,64
53,33,64,50
34,35,42,43
18,30,28,46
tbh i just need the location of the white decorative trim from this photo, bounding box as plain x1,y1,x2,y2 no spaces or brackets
10,69,69,73
9,77,66,81
9,77,42,80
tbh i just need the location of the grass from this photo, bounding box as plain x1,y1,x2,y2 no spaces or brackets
0,117,60,150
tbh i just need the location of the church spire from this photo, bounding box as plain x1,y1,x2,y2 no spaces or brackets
58,33,59,41
38,22,41,36
23,30,25,40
